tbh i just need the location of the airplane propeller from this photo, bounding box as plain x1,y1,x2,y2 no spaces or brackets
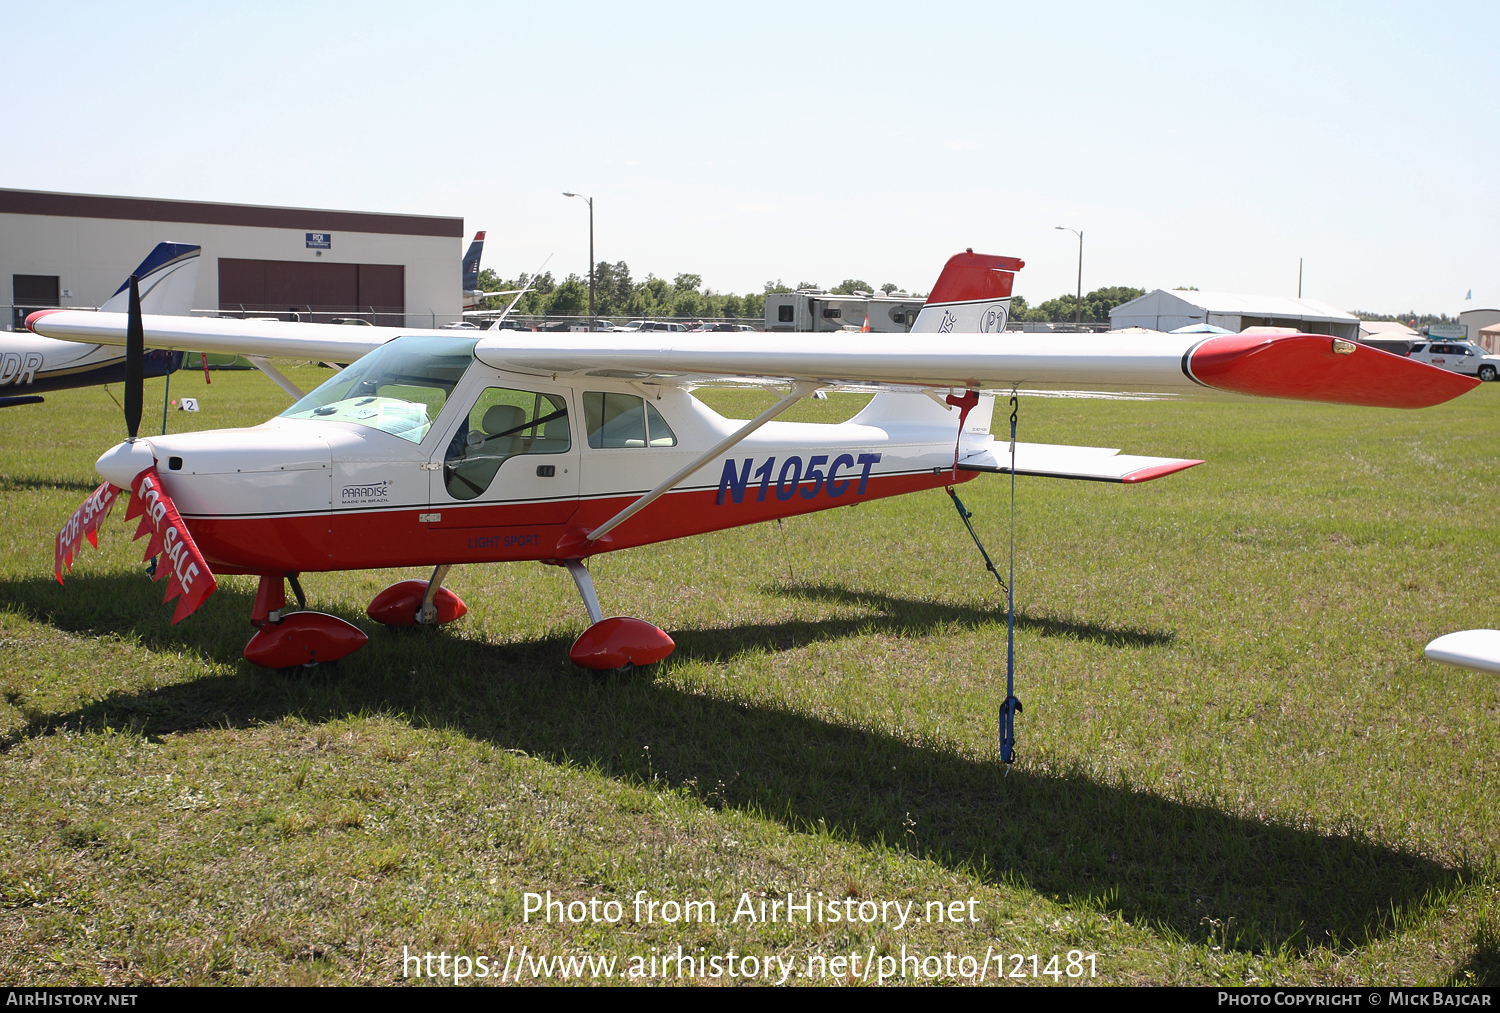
124,275,143,440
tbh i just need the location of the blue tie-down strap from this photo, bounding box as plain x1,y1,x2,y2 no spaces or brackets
945,487,1007,595
999,694,1023,764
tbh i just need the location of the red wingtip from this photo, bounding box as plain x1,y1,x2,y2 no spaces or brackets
1122,460,1205,483
925,251,1026,305
1187,334,1480,409
24,309,61,332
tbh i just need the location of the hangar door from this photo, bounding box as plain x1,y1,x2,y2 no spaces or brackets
12,274,59,332
218,259,404,325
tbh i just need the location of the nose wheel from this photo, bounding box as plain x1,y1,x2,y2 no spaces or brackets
244,573,368,670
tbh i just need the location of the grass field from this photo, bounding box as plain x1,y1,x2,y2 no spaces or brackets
1,362,1497,986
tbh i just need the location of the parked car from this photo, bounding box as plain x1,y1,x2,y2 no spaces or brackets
1408,341,1500,381
614,320,688,333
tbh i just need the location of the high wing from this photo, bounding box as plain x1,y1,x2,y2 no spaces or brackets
25,311,397,362
27,246,1479,410
26,310,1478,410
470,328,1478,409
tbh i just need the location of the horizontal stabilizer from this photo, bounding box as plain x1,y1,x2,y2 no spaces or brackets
1424,630,1500,675
959,443,1204,483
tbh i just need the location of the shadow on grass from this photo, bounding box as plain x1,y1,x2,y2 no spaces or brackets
771,581,1174,649
0,473,103,494
1450,920,1500,986
1,571,1461,957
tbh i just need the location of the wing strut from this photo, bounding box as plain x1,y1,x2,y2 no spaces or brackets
586,380,824,543
245,355,305,400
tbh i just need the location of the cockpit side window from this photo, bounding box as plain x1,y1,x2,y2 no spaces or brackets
444,386,571,501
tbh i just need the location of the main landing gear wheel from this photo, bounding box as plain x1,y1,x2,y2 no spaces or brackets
367,567,468,627
560,559,675,671
569,617,675,671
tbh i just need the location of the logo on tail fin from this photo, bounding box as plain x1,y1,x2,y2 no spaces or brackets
99,243,201,316
462,231,486,293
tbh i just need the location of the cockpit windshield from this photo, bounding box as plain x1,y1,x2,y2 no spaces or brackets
279,335,477,443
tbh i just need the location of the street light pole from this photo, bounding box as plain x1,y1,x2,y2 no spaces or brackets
563,192,594,327
1055,226,1083,331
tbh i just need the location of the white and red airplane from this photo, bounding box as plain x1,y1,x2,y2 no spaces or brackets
30,251,1479,682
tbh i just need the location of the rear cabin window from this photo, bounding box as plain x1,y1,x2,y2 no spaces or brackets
583,392,677,448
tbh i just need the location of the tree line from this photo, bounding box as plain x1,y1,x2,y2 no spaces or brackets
1008,286,1146,324
475,264,924,320
1352,310,1462,327
474,264,767,320
478,263,1146,324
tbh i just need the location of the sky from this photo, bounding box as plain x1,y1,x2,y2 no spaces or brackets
3,1,1496,314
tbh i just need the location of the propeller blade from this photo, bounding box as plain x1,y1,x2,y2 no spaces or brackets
124,275,143,440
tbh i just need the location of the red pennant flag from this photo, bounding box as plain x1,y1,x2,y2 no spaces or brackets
57,467,218,622
127,467,218,623
54,481,121,583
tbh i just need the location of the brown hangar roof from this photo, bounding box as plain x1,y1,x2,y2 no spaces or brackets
0,188,463,238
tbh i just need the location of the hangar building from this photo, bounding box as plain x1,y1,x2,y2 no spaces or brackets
1,188,464,332
1109,289,1360,339
1459,307,1500,352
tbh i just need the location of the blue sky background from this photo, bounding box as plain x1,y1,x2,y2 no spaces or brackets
3,1,1495,313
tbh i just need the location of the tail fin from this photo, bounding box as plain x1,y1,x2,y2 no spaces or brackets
462,231,486,292
99,243,201,315
910,251,1024,334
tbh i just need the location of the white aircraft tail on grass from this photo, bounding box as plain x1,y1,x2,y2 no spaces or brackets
1425,630,1500,675
2,241,200,406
